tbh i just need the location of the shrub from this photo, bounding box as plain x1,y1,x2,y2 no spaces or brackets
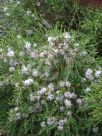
0,0,102,136
0,28,101,135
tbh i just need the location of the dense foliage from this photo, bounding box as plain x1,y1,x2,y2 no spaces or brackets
0,0,102,136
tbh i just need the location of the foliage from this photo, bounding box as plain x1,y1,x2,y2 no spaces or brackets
82,78,102,123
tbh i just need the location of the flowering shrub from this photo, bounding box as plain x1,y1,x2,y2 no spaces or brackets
0,0,102,136
0,29,101,135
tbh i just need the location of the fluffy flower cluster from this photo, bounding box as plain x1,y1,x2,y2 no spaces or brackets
41,117,67,130
23,78,33,86
7,48,15,58
85,68,102,81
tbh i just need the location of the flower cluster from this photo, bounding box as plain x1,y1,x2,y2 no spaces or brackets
41,117,68,131
85,68,102,81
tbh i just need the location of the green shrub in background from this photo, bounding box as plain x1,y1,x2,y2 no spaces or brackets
4,0,88,34
81,10,102,57
4,0,102,54
0,0,102,136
